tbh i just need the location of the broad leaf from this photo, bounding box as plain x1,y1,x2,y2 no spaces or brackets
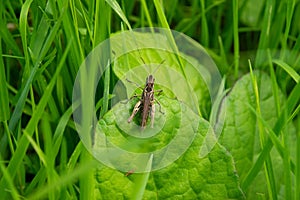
218,71,296,199
94,96,244,199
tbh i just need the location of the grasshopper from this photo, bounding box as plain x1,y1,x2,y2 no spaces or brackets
127,60,164,129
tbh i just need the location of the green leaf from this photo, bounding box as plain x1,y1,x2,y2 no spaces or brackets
111,31,211,117
94,96,244,199
218,71,296,199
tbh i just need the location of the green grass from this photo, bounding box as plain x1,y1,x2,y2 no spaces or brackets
0,0,299,199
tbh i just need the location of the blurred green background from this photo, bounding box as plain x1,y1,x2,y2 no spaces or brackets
0,0,299,199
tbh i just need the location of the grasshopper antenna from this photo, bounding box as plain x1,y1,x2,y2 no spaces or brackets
129,30,166,76
152,59,165,75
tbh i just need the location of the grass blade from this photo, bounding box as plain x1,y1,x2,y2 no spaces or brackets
105,0,131,29
249,60,277,199
19,0,32,69
0,155,19,200
242,81,300,190
28,159,98,199
0,39,10,121
131,154,153,200
24,130,47,167
153,0,169,29
233,0,239,78
200,0,209,46
273,59,300,83
140,0,154,27
255,0,275,67
0,40,72,199
281,0,296,59
9,5,65,132
296,118,300,200
99,60,110,118
0,12,22,57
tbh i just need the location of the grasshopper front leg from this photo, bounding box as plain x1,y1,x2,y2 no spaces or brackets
128,100,142,123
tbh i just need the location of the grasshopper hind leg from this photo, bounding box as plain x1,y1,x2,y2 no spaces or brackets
150,103,155,128
128,100,142,123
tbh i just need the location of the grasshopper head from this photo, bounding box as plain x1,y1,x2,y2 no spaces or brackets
146,75,155,85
